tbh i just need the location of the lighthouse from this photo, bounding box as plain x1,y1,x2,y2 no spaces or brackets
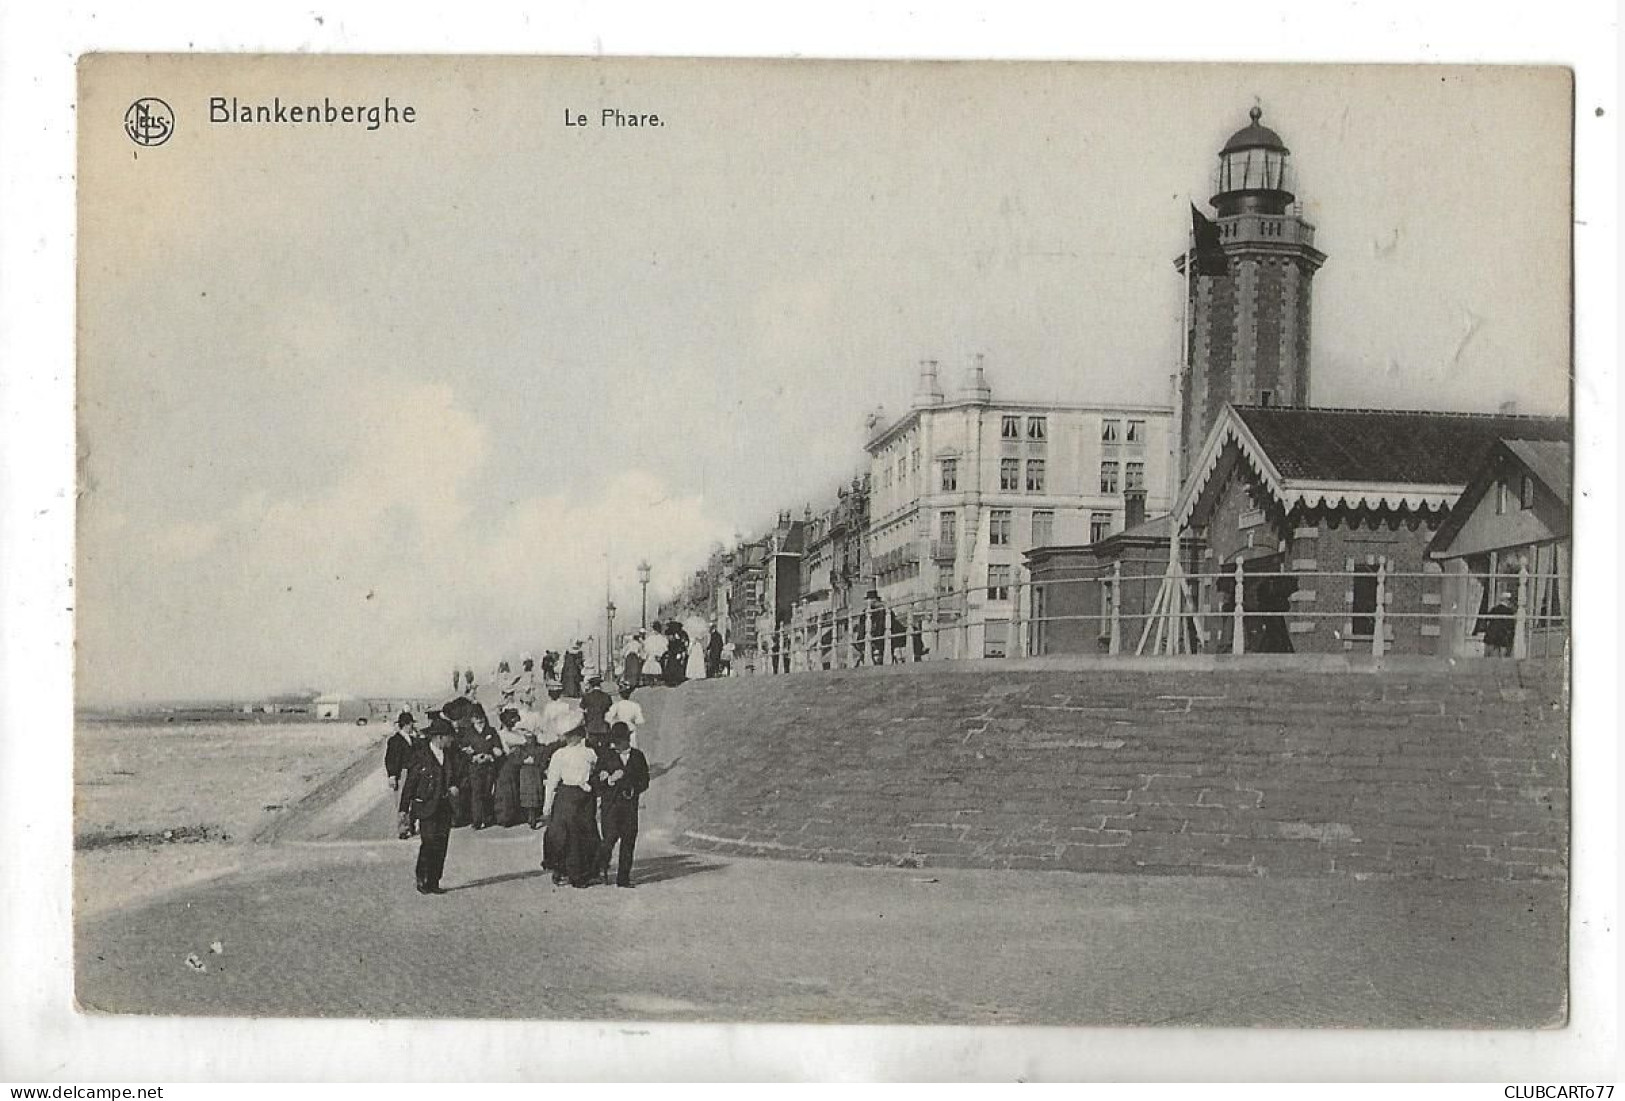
1178,106,1327,479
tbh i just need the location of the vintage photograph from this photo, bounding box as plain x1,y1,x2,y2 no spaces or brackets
75,56,1572,1027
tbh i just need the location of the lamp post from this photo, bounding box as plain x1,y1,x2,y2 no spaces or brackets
606,599,617,672
637,560,651,628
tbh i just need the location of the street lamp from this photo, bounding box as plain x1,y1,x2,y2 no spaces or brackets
606,599,617,673
636,560,652,628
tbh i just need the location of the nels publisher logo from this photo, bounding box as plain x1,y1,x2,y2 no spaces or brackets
124,97,174,147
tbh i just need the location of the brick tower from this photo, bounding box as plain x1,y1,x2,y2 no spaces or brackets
1178,107,1326,480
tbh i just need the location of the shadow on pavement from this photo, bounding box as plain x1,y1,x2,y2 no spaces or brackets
448,868,550,892
647,756,682,782
634,853,726,886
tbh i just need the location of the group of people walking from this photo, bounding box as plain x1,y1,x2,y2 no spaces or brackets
621,620,731,688
758,591,930,673
384,675,650,894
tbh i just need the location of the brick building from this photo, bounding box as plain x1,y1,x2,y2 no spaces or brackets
1174,405,1570,655
1025,505,1204,656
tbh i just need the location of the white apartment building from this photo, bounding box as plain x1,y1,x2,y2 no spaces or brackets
864,356,1173,658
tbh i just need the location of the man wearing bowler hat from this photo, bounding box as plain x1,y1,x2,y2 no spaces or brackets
401,717,466,894
595,723,650,887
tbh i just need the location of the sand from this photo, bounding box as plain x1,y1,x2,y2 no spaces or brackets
74,719,380,915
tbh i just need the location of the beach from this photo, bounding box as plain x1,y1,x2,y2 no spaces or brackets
74,718,379,917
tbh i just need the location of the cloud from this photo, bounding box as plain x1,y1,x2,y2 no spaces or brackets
76,379,732,704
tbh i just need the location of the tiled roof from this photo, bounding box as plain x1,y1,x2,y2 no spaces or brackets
1233,406,1571,485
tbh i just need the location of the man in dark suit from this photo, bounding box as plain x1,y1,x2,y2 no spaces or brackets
866,591,889,666
705,625,724,679
401,718,466,894
595,722,650,888
384,711,418,839
579,674,614,751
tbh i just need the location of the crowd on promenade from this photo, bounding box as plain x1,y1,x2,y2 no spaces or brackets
384,666,652,894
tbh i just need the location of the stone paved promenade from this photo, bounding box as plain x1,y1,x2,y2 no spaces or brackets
75,670,1566,1026
77,825,1564,1026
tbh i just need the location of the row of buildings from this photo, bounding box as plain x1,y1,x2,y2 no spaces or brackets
659,107,1571,666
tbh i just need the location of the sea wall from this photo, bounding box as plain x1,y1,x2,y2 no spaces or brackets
658,657,1568,880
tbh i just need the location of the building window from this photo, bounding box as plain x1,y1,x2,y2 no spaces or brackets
1025,459,1046,493
1090,511,1113,543
1125,461,1145,492
983,618,1010,658
1100,461,1120,494
1495,480,1509,515
999,457,1020,491
1001,415,1020,439
939,510,956,545
1259,389,1275,407
1350,563,1380,637
1126,419,1145,444
1101,419,1120,444
989,509,1012,546
1027,416,1047,441
987,565,1012,602
940,458,957,492
1520,474,1535,510
1032,510,1054,547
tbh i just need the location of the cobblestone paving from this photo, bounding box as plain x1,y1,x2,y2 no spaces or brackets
76,824,1565,1026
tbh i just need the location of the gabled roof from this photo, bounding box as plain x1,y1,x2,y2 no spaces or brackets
1178,405,1571,526
1427,438,1573,556
1503,439,1571,506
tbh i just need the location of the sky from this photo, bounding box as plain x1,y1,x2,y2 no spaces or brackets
75,57,1572,704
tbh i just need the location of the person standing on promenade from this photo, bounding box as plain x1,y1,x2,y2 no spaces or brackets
580,674,614,750
595,723,650,888
516,652,539,710
561,641,585,698
402,718,465,895
493,707,528,826
540,684,581,744
605,684,645,749
384,711,418,840
1478,589,1517,657
866,591,889,666
511,728,550,829
542,725,600,888
720,637,735,676
685,618,709,680
463,704,505,830
706,624,724,678
668,620,691,685
622,630,647,690
641,626,668,686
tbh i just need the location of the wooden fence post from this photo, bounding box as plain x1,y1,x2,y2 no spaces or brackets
1231,561,1245,655
1109,562,1122,655
1514,560,1531,659
1372,559,1386,658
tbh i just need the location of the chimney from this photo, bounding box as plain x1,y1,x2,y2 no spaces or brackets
959,353,992,403
913,358,945,407
1124,489,1147,532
